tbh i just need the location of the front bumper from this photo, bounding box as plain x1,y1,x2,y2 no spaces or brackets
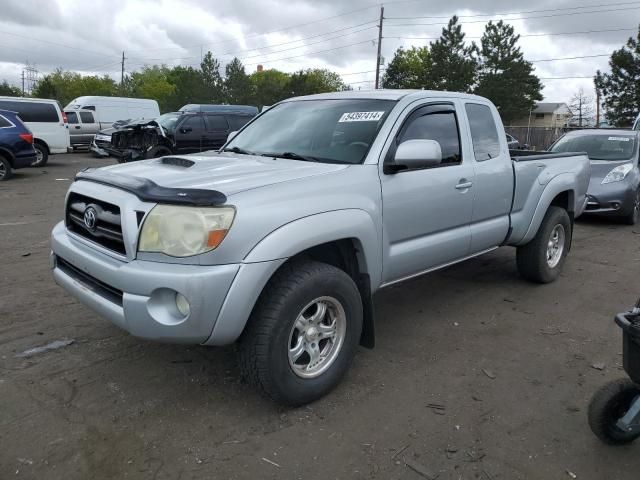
90,140,110,157
51,221,252,344
585,180,636,216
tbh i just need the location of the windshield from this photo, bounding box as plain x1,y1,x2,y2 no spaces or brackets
225,99,396,164
156,112,182,133
551,133,637,161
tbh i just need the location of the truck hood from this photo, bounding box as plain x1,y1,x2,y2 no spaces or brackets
97,152,350,196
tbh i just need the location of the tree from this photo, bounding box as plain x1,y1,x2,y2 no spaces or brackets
201,51,224,103
426,16,477,92
166,66,208,110
569,87,594,127
224,58,253,104
32,69,117,105
0,80,22,97
595,25,640,127
381,46,431,89
124,66,175,112
250,69,290,108
287,68,349,97
474,20,543,124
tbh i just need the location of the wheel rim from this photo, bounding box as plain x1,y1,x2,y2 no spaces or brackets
0,161,6,179
633,192,640,220
33,147,43,165
288,296,347,379
546,224,565,268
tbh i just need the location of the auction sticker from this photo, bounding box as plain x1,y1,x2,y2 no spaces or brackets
608,136,631,141
339,111,385,122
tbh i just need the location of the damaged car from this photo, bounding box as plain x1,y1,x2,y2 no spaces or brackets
106,106,258,162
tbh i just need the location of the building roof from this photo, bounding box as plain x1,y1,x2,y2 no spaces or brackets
534,102,570,114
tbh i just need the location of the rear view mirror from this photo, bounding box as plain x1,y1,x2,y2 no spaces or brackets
389,139,442,172
227,131,238,142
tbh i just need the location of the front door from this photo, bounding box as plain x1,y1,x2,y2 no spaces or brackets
175,115,205,153
381,102,475,284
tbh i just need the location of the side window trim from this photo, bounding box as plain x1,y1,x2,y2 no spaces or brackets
384,101,462,170
0,114,16,129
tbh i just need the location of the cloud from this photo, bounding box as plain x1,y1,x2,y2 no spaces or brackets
0,0,635,103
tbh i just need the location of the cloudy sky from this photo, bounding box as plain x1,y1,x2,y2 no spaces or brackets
1,0,638,106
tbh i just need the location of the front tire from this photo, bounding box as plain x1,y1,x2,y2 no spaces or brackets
623,190,640,225
239,260,363,406
0,155,13,181
516,206,571,283
588,378,640,445
32,143,48,167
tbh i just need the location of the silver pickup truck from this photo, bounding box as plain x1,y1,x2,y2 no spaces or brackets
51,90,590,405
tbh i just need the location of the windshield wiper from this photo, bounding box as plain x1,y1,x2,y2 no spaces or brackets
223,146,255,155
262,151,320,162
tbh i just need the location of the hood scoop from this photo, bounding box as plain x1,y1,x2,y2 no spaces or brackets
160,157,195,168
75,168,227,206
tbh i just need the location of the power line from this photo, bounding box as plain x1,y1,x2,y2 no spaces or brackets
128,21,377,63
530,53,611,62
125,3,382,54
384,5,640,27
385,26,638,41
385,1,640,20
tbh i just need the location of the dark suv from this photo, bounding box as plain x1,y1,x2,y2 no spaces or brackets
0,109,37,181
100,105,258,162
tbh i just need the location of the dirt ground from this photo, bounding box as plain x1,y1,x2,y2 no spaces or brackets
1,152,640,479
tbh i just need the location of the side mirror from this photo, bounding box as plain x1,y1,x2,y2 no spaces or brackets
227,131,238,142
388,139,442,173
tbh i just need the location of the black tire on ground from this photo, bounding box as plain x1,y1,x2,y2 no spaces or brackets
623,190,640,225
0,155,13,181
32,143,49,167
238,259,363,406
146,146,172,159
588,378,640,445
516,206,571,283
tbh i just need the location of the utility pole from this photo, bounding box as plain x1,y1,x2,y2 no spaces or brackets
595,88,601,128
374,6,384,89
21,70,25,96
120,51,126,93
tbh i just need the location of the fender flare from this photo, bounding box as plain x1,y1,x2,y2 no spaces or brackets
514,173,576,246
203,210,381,346
243,208,382,288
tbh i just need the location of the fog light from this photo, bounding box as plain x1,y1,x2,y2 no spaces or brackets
175,293,190,317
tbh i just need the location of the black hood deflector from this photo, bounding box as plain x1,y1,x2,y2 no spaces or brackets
75,168,227,206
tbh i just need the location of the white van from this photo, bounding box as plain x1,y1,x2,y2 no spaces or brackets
0,96,71,166
65,96,160,129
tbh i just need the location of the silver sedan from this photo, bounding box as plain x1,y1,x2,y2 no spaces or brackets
550,129,640,224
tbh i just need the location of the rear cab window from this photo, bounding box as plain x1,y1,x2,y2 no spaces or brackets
79,112,95,123
465,103,502,161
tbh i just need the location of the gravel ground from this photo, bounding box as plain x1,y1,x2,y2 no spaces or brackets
1,153,639,479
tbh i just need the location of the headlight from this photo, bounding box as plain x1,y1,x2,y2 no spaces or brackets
138,205,235,257
602,163,633,184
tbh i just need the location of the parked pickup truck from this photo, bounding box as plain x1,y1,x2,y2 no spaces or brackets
51,90,590,405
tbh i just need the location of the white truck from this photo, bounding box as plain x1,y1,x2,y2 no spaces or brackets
51,90,590,405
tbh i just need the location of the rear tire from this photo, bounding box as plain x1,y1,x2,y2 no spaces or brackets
0,155,13,181
32,143,48,167
238,259,363,406
516,206,571,283
623,190,640,225
588,378,640,445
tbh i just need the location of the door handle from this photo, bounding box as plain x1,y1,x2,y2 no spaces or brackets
74,126,81,129
455,180,473,190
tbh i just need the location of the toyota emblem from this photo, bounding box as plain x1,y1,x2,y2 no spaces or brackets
83,206,97,231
